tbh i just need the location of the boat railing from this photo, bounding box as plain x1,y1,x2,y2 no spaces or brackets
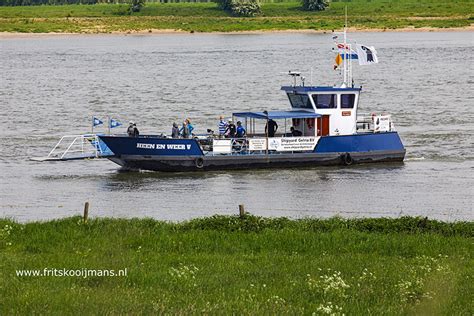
201,135,319,156
31,134,112,161
357,114,395,133
201,137,249,155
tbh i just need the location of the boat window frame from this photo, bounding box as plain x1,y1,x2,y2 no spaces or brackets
286,92,314,110
312,93,337,109
341,94,356,109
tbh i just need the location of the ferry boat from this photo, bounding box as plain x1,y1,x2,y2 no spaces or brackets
33,29,405,171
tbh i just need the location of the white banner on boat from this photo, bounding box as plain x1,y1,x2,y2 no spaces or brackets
248,138,267,151
213,139,232,154
249,137,319,152
373,115,391,133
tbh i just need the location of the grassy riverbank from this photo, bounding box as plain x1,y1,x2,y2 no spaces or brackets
0,0,472,33
0,215,472,314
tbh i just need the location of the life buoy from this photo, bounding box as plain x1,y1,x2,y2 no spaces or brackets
341,153,354,166
195,157,204,169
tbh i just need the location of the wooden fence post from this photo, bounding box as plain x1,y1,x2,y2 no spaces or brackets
239,204,246,218
83,202,89,223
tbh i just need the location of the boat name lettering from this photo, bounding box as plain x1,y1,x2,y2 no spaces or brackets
167,144,185,150
136,143,192,150
137,143,156,149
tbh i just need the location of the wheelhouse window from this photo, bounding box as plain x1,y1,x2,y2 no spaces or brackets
287,93,313,109
312,94,336,109
341,94,356,109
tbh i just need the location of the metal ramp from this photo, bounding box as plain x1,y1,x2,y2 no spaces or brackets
30,134,114,162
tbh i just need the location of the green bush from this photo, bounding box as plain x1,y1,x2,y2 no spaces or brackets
301,0,329,11
218,0,261,17
230,0,261,17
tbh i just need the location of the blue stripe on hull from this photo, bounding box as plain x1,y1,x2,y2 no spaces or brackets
314,132,405,153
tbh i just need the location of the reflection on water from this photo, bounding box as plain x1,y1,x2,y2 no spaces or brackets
0,32,473,222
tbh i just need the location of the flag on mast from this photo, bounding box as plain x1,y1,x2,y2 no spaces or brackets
336,43,358,60
356,44,379,65
93,117,103,127
334,54,343,70
109,118,122,128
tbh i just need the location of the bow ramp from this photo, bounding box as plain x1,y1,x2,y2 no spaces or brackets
30,134,114,162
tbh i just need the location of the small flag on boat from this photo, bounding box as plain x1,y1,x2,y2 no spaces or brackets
336,43,358,60
334,54,343,70
109,119,122,128
356,44,379,65
340,52,358,60
93,117,103,127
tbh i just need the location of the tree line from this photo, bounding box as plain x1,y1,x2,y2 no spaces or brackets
1,0,102,5
0,0,329,15
0,0,214,5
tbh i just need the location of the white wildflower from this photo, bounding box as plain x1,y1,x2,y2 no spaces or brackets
168,263,199,284
308,270,350,298
315,302,344,315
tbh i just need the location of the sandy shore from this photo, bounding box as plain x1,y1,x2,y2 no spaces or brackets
1,25,473,38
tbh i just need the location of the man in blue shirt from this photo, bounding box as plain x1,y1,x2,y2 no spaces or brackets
236,121,246,138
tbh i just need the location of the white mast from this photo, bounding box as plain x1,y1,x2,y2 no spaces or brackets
342,6,352,88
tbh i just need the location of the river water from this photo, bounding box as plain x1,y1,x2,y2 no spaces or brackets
1,31,473,222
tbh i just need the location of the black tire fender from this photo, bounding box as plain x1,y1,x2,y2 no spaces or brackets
195,157,204,169
342,153,354,166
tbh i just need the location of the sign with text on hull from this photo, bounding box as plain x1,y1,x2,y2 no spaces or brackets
136,143,192,150
129,139,204,156
249,137,319,152
373,115,392,133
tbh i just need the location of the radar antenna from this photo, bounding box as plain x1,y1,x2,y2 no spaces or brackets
287,71,302,87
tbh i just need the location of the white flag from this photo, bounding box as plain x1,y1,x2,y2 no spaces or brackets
356,44,379,65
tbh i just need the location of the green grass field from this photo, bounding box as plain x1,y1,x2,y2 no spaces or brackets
0,0,472,33
1,215,472,314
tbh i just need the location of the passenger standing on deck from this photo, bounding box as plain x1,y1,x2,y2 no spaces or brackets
236,121,246,138
171,122,180,138
186,119,194,136
265,119,278,137
218,116,228,138
180,121,190,139
225,120,236,138
132,123,139,137
127,121,139,137
127,122,134,137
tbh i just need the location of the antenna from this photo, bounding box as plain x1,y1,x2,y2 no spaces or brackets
287,71,301,87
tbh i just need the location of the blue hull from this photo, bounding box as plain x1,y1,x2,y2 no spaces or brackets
99,132,405,172
315,132,405,153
